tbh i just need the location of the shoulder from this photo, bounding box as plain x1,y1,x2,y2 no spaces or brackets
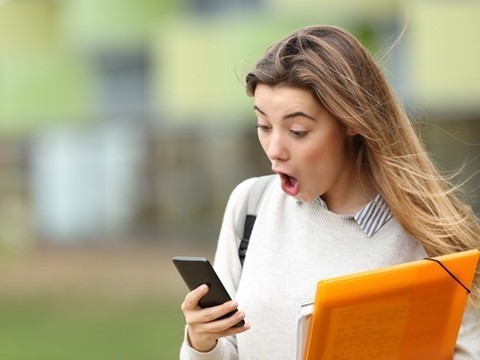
231,177,260,196
228,175,276,204
377,216,428,259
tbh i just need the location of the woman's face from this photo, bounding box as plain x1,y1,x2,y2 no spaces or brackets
254,84,359,207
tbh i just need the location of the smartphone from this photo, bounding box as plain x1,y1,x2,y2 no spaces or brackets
172,256,245,327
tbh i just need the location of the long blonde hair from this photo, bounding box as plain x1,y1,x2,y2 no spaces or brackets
245,25,480,304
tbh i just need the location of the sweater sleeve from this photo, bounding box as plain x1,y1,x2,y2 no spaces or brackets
454,304,480,359
179,331,238,360
179,177,258,360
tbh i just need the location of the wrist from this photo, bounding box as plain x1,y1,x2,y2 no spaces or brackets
187,329,217,352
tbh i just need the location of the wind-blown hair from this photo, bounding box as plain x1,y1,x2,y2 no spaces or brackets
245,25,480,304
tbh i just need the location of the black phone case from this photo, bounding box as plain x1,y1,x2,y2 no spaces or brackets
172,256,245,327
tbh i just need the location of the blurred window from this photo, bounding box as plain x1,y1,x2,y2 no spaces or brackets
93,48,151,120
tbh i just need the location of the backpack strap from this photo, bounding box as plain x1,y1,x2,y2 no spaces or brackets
238,175,275,266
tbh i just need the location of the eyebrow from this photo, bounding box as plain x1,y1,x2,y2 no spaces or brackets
253,105,316,122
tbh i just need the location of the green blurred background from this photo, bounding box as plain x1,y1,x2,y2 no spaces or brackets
0,0,479,358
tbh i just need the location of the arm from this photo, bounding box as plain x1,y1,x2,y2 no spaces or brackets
179,178,257,360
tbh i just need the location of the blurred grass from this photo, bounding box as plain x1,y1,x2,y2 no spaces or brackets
0,295,183,360
0,244,215,360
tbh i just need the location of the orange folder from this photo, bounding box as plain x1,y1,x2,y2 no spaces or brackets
304,249,479,360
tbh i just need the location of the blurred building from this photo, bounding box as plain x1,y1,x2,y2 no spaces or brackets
0,0,478,247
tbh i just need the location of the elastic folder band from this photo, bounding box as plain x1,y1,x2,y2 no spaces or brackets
424,258,471,295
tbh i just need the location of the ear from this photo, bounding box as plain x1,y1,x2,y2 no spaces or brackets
346,127,358,136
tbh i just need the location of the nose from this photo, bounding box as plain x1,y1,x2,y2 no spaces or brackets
263,132,289,162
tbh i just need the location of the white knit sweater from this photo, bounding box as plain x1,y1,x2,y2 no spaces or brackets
180,176,480,360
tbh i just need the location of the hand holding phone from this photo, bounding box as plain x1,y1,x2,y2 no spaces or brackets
172,256,245,327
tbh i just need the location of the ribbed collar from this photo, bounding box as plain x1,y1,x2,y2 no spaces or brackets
314,194,392,237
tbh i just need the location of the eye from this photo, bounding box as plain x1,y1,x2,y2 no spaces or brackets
255,124,272,133
290,129,308,138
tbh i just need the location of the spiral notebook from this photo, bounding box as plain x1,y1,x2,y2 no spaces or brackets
296,249,479,360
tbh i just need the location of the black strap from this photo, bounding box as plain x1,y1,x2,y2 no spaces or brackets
237,175,275,267
239,215,256,266
424,257,471,294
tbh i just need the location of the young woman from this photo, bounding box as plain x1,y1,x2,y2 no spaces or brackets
179,25,480,359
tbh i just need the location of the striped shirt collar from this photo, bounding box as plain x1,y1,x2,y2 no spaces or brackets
315,194,392,237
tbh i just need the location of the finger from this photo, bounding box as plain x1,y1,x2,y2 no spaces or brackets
216,309,248,331
201,310,250,336
196,299,238,323
223,320,251,336
187,300,238,333
182,284,209,311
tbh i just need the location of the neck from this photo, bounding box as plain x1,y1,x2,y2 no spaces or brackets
322,178,376,215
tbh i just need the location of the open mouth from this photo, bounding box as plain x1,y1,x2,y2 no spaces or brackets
278,173,300,197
